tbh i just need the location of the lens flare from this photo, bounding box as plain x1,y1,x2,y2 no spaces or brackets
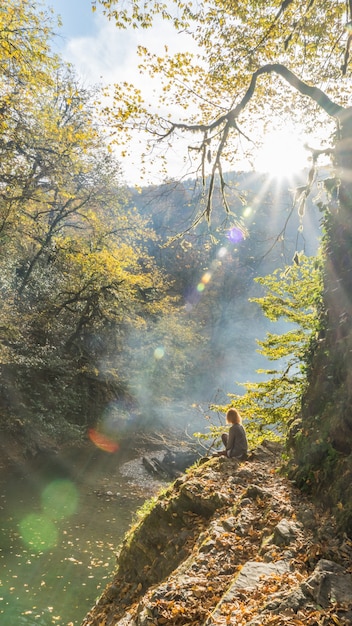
19,513,58,552
226,226,244,244
42,480,79,520
217,247,227,258
88,428,119,453
154,346,165,359
201,271,212,284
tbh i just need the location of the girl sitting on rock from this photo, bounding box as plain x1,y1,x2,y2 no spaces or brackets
217,408,248,461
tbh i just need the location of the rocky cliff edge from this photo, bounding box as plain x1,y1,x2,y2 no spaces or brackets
81,440,352,626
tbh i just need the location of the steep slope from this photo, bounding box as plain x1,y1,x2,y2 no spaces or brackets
288,114,352,536
81,442,352,626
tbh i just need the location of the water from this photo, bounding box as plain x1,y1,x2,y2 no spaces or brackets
0,445,163,626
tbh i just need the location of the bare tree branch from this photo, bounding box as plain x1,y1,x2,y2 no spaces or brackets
165,63,345,141
161,64,346,223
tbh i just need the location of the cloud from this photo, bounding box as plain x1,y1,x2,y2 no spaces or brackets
58,13,198,184
63,13,190,87
64,18,137,85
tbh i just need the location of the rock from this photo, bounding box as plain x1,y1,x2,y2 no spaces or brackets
198,539,216,553
163,449,200,471
271,518,301,546
81,441,352,626
297,507,317,528
239,497,252,507
249,444,277,461
232,467,253,482
261,559,352,618
221,516,237,531
105,584,120,602
142,456,171,478
301,559,352,608
137,607,157,626
244,484,273,500
265,585,309,612
205,561,290,625
261,439,284,454
232,560,290,591
142,447,201,479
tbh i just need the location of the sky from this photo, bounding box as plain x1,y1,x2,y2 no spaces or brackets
42,0,199,184
42,0,318,186
45,0,178,86
46,0,142,83
44,0,97,40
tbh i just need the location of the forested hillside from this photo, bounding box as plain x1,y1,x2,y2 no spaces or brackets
0,50,321,453
0,2,182,452
129,172,320,403
3,0,352,536
0,2,321,462
95,0,352,534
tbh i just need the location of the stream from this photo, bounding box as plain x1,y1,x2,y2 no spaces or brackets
0,443,164,626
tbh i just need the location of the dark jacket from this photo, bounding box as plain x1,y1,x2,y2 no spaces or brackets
226,423,248,459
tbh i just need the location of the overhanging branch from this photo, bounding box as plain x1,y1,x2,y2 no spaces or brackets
165,63,345,139
162,63,346,223
229,63,345,122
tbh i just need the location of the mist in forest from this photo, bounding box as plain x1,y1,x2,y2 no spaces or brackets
122,170,322,434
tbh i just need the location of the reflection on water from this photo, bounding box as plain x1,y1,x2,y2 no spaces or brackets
0,445,163,625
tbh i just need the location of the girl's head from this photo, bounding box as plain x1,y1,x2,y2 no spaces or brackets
226,408,242,424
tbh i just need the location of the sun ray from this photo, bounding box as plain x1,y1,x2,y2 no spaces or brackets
254,128,310,181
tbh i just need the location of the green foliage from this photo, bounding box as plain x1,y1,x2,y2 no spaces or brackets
0,1,202,438
131,495,159,526
197,254,323,448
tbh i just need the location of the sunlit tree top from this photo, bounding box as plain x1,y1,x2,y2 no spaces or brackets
95,0,352,208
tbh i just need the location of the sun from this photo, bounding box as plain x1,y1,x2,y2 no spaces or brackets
254,128,310,179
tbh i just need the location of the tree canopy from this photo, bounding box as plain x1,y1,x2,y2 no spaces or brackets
97,0,352,209
0,0,207,440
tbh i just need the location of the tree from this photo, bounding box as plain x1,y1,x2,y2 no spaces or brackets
96,0,352,531
0,54,183,430
97,1,350,203
0,1,202,443
0,1,59,239
208,254,323,445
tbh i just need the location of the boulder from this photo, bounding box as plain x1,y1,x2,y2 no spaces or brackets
142,447,201,479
